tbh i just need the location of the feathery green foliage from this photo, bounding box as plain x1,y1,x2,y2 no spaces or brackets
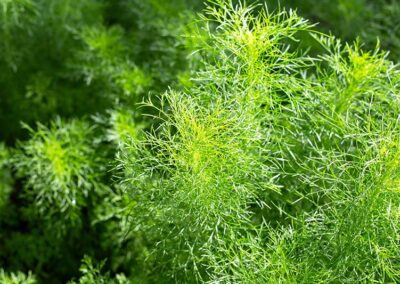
1,0,400,283
13,119,101,224
117,1,400,282
68,256,128,284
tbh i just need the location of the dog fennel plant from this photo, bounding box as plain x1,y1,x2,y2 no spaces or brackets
12,119,104,233
0,0,399,282
115,1,400,283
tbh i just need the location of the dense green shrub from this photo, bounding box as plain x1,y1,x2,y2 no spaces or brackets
1,0,400,283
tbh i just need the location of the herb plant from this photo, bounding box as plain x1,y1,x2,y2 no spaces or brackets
1,0,399,283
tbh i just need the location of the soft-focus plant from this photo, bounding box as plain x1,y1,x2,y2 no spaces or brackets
13,119,103,228
67,256,128,284
0,143,12,209
269,0,400,61
0,269,36,284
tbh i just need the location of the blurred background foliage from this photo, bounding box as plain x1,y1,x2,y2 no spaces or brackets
0,0,203,144
0,0,399,283
269,0,400,60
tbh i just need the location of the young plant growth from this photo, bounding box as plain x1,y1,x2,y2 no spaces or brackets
1,0,399,283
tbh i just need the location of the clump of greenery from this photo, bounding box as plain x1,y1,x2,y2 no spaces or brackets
68,256,128,284
117,1,400,282
1,0,400,283
13,119,101,227
0,269,36,284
